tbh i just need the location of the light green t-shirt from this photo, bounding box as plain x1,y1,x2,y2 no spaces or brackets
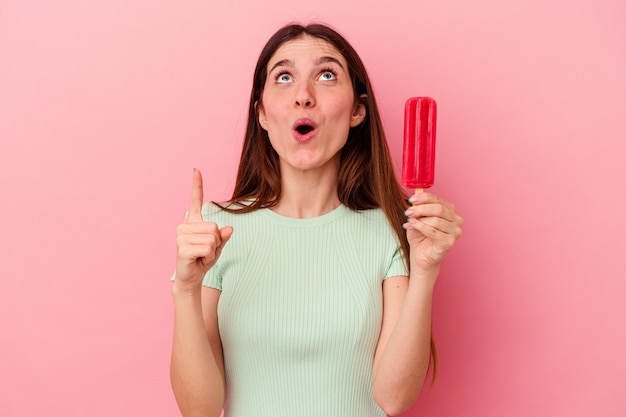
202,203,408,417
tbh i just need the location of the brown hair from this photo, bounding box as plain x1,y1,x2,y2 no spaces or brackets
221,22,437,379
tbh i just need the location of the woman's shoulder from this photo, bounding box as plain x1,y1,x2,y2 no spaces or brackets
350,206,389,223
343,206,397,235
200,201,262,224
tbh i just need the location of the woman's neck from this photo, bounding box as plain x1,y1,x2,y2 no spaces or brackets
271,160,341,219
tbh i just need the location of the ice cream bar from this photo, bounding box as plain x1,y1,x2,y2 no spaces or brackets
401,97,437,189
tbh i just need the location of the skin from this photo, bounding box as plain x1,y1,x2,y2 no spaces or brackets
257,35,366,218
372,190,463,415
171,170,231,417
170,35,463,417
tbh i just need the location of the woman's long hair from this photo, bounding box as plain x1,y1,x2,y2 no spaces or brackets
221,22,437,380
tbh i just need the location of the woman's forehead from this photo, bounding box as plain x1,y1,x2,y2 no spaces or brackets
267,35,346,69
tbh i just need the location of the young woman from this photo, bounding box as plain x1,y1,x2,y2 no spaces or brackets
171,23,463,417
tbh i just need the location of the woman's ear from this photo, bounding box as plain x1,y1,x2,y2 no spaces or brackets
255,101,268,131
350,94,367,127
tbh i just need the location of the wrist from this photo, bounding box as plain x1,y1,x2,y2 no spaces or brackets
409,262,440,285
171,281,203,299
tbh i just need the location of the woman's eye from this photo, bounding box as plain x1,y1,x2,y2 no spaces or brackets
319,70,337,81
276,73,292,84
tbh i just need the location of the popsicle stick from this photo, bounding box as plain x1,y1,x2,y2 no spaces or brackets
414,188,424,195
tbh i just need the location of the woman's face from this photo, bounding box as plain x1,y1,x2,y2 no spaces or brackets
257,35,366,176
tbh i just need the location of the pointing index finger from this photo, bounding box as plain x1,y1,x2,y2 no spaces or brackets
187,168,204,222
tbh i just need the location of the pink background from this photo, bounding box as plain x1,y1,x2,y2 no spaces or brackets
2,0,625,416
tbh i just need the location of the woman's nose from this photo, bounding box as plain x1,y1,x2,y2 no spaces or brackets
295,83,315,108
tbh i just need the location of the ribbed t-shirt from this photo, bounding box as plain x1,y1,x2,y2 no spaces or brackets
201,202,408,417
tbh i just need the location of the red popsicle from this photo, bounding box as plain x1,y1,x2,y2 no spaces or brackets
401,97,437,190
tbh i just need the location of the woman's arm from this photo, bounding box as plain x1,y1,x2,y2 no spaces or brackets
171,286,225,417
373,192,462,415
170,169,232,416
372,272,435,416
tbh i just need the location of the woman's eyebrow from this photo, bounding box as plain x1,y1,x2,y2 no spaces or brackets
316,56,345,71
268,56,345,74
269,59,293,74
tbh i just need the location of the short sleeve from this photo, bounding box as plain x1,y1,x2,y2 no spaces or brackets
170,267,222,291
384,245,409,279
202,266,223,291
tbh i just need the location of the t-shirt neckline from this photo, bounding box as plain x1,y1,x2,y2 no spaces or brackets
260,204,350,227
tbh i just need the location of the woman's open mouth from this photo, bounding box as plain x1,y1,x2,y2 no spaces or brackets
296,125,314,135
293,119,317,143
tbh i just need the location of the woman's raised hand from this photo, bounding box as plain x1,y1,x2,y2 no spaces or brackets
403,192,463,273
174,169,233,292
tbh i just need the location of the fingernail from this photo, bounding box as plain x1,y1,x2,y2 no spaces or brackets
405,209,413,216
409,195,419,204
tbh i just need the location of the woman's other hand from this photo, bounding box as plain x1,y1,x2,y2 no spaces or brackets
174,169,233,292
403,192,463,273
